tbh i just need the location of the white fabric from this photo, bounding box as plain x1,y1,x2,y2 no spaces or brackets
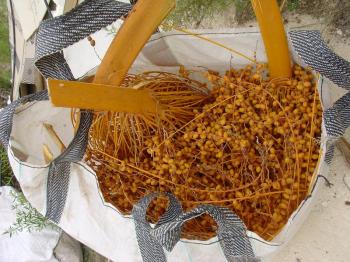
11,0,47,40
64,20,124,79
51,0,78,16
0,186,82,262
8,29,332,261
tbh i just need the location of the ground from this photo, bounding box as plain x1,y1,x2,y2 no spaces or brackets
164,0,350,36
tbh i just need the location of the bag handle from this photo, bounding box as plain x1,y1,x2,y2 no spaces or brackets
289,30,350,90
35,0,132,80
133,193,259,262
289,30,350,164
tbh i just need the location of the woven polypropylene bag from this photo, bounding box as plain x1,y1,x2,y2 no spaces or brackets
1,1,350,261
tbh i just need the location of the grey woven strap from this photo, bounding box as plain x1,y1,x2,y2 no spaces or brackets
0,91,49,148
46,111,93,222
35,0,132,80
132,193,258,262
289,30,350,90
289,30,350,164
323,93,350,138
322,92,350,164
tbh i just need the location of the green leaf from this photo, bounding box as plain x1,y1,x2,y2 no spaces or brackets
4,190,59,237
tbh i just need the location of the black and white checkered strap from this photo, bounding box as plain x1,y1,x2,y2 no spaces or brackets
290,30,350,164
35,0,132,80
289,30,350,90
323,92,350,164
132,193,259,262
45,111,93,222
0,91,49,148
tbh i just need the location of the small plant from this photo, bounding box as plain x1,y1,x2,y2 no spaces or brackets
4,190,58,237
234,0,250,12
0,0,11,91
0,146,14,187
0,0,10,63
234,0,254,24
287,0,300,11
163,0,236,28
0,68,11,91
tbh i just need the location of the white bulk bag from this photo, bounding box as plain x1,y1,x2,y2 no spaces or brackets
2,1,349,261
5,29,338,261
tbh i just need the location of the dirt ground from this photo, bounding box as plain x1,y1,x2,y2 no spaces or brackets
296,0,350,36
187,0,350,37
